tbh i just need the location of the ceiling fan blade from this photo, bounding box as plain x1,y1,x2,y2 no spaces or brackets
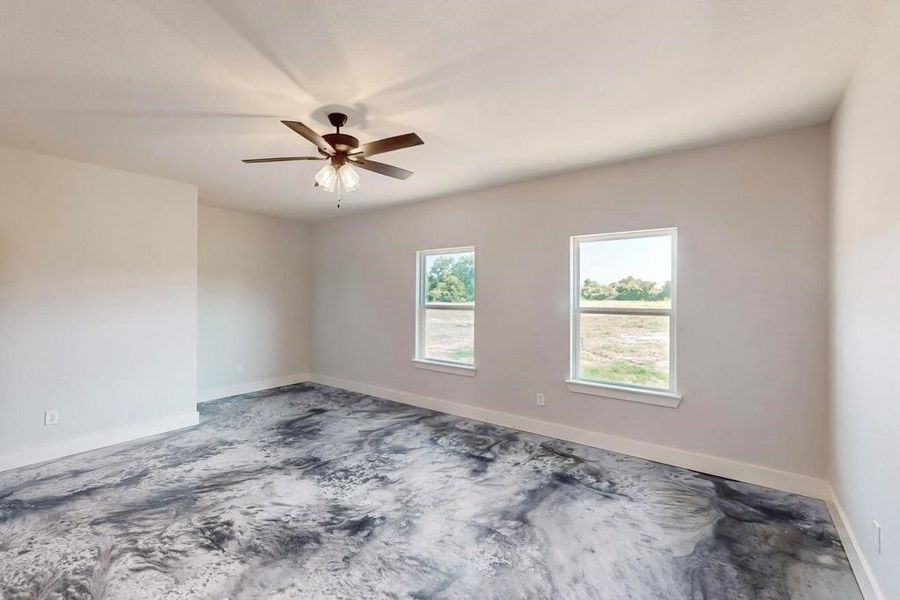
350,157,414,180
353,133,423,157
242,156,326,163
281,120,334,155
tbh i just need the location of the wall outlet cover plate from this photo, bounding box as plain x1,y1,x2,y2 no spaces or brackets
44,410,59,426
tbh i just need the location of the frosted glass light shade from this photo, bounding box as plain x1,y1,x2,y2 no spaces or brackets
339,164,360,192
315,164,338,192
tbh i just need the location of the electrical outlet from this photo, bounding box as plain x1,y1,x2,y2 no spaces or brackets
236,363,243,374
873,521,882,555
44,410,59,426
536,393,546,406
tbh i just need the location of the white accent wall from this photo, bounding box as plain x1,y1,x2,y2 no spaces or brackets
309,126,831,484
831,0,900,597
197,205,310,400
0,146,199,470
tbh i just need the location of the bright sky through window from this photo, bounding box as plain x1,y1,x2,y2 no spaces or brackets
579,235,671,285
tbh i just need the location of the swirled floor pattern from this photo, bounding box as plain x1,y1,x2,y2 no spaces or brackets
0,383,861,599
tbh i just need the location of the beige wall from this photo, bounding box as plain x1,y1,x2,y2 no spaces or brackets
198,205,309,398
0,146,198,469
310,126,831,479
831,0,900,597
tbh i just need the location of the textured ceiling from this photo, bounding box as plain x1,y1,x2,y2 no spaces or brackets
0,0,884,220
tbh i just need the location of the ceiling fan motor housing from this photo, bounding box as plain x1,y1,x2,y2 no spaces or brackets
322,133,359,159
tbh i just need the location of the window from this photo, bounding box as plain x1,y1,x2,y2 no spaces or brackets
569,229,677,400
414,247,475,373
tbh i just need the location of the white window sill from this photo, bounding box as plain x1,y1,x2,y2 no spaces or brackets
412,359,477,377
565,379,682,408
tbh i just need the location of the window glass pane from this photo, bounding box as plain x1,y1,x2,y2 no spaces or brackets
424,309,474,364
579,314,669,389
425,251,475,305
579,236,671,309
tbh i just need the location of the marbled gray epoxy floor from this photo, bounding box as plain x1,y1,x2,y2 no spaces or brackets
0,384,861,599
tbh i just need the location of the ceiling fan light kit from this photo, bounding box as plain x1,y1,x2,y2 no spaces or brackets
242,112,423,208
339,163,360,191
314,164,338,191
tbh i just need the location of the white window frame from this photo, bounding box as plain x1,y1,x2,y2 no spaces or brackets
412,246,476,376
566,228,681,408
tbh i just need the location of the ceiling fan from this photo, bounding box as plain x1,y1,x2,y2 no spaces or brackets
242,112,424,207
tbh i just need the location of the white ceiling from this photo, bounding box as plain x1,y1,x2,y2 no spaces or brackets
0,1,883,220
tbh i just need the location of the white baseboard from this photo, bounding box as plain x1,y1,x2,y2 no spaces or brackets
0,410,199,473
197,373,310,403
308,373,829,500
827,492,885,600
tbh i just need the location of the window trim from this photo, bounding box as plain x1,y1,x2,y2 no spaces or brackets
414,246,476,372
412,358,477,377
569,228,679,405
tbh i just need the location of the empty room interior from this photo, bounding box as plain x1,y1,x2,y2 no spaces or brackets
1,1,898,598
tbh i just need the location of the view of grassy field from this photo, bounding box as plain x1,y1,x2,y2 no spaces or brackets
423,309,474,364
581,299,671,309
579,312,669,388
